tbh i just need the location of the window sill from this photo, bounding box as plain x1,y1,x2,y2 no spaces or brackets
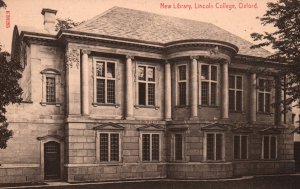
169,160,188,163
262,158,278,161
233,159,249,161
174,105,190,109
203,160,226,163
140,160,162,163
40,102,61,107
199,105,220,108
21,100,33,104
92,103,120,108
229,110,245,114
95,161,122,166
257,112,273,115
134,105,159,110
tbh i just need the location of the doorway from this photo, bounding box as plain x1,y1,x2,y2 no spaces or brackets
44,141,61,180
294,142,300,172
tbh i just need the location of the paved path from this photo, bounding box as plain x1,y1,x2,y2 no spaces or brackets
1,174,300,189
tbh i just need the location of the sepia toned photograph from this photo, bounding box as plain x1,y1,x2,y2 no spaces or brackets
0,0,299,188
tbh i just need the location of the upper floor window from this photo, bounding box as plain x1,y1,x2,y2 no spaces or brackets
200,64,218,106
137,65,156,106
262,135,277,160
177,65,187,105
258,79,271,113
234,135,248,160
229,75,243,111
40,68,61,106
141,133,160,162
205,132,224,161
46,77,56,103
95,61,116,104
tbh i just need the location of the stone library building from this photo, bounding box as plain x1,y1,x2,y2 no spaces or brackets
0,7,295,183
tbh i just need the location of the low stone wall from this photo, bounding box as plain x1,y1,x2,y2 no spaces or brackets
66,163,166,182
0,166,41,183
233,160,295,176
167,162,233,179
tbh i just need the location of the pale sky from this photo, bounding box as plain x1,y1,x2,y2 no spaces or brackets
0,0,277,52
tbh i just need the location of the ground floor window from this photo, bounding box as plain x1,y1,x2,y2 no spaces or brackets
141,133,160,161
174,134,183,161
205,133,224,161
234,135,248,160
263,135,277,160
99,133,120,162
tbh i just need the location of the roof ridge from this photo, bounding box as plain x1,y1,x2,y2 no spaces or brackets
115,6,212,25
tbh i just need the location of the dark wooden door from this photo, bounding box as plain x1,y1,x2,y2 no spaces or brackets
294,142,300,172
44,141,60,180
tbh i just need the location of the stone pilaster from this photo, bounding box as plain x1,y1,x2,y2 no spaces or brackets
81,49,90,116
165,61,172,120
274,76,282,125
126,55,134,119
221,61,229,119
190,56,198,119
250,72,257,123
65,45,81,115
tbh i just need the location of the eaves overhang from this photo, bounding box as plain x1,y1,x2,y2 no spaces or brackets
234,54,286,67
20,31,56,42
57,29,164,50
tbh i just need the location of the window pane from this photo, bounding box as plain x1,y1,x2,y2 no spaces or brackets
107,80,115,103
234,136,240,159
100,133,109,162
265,80,271,92
138,83,146,105
270,136,276,159
211,83,217,105
236,76,242,89
259,79,264,91
229,90,235,111
152,134,160,161
211,66,217,81
96,79,105,103
148,83,155,106
241,136,248,159
179,82,186,105
138,66,146,81
178,65,186,81
46,77,55,103
216,134,223,160
207,134,214,160
201,65,209,80
110,134,119,161
107,63,115,78
201,82,209,105
96,62,105,77
229,76,235,89
263,136,270,159
142,134,150,161
265,93,270,113
175,134,183,161
148,67,155,81
258,93,264,112
236,91,242,111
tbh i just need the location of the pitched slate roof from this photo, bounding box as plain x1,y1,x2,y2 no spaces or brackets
71,6,271,58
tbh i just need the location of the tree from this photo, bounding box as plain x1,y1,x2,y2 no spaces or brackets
0,0,23,149
251,0,300,107
55,18,84,31
0,0,7,9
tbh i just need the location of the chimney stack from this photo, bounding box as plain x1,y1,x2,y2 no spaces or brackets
41,8,57,33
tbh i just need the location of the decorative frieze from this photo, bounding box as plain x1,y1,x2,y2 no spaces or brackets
65,46,80,69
